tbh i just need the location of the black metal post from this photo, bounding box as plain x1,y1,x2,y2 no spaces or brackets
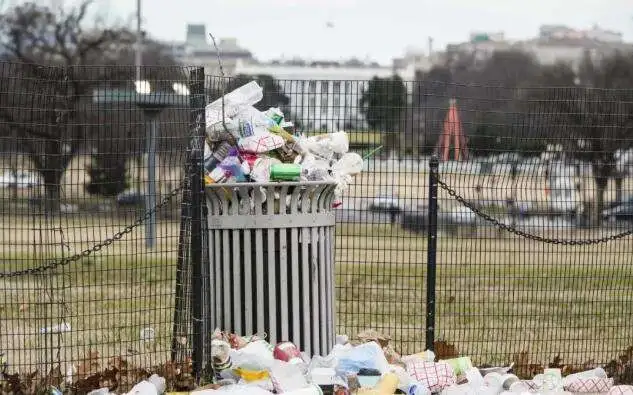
189,67,206,383
426,155,439,351
171,161,192,363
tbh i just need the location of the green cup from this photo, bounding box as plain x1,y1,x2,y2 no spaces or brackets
443,356,473,376
270,163,301,181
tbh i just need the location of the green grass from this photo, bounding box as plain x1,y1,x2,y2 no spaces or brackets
334,223,633,367
1,222,633,375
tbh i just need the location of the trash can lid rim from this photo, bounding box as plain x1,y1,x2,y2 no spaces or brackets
205,181,337,188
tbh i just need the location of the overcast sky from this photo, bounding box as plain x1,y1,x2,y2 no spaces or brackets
76,0,633,64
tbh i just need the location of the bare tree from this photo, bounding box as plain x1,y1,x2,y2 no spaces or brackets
530,52,633,222
0,0,139,212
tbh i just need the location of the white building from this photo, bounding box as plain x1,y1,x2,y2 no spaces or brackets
234,58,416,131
165,24,254,76
445,31,515,64
441,25,632,72
517,25,632,71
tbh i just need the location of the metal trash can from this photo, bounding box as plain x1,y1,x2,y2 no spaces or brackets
206,181,337,357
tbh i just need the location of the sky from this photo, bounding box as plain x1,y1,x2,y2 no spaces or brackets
71,0,633,65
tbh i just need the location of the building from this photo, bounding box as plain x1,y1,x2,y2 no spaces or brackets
441,25,633,72
517,25,632,71
444,31,514,64
233,58,416,131
165,24,254,76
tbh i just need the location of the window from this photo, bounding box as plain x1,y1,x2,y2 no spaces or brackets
308,97,316,107
321,82,329,94
333,81,341,94
308,81,316,93
321,98,329,114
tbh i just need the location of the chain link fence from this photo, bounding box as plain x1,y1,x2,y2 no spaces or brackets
2,64,633,390
260,76,633,370
0,62,203,388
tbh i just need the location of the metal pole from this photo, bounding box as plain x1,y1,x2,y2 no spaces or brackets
145,113,157,249
190,144,204,383
135,0,143,193
135,0,142,82
189,67,207,383
425,155,439,351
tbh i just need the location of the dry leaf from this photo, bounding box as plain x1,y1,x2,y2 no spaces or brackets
512,350,543,379
434,340,459,360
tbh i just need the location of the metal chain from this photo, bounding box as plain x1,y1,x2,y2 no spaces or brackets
0,182,185,279
436,178,633,246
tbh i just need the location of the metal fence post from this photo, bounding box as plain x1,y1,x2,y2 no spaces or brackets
426,155,439,352
189,67,206,382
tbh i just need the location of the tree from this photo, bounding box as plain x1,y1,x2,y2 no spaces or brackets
0,0,135,213
85,146,129,197
0,1,185,212
530,52,633,222
359,76,407,155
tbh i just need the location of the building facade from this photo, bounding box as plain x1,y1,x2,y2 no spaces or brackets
164,24,254,76
233,58,415,131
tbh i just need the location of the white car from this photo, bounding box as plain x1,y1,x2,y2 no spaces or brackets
368,195,403,212
0,170,40,188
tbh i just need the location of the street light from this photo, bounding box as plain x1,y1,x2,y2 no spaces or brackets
93,81,189,249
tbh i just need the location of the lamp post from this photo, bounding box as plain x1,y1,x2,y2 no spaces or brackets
93,82,190,249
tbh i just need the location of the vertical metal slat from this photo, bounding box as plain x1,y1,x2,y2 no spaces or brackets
278,185,290,342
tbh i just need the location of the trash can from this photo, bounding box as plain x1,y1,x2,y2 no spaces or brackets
206,181,337,357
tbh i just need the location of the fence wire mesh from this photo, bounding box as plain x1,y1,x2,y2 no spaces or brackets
209,72,633,371
3,57,633,391
0,62,202,388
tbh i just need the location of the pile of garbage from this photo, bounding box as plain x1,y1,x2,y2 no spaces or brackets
102,329,633,395
204,81,364,207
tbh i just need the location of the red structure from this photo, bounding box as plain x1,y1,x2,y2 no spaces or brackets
435,98,468,161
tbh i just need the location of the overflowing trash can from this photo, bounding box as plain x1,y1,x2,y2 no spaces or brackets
206,181,337,357
201,80,365,358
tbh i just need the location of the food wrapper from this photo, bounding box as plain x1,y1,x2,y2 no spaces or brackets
404,359,456,393
610,386,633,395
564,376,614,393
238,133,285,153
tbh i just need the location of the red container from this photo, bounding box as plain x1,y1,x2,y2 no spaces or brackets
273,342,303,364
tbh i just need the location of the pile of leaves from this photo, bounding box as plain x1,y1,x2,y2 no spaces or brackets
0,351,195,394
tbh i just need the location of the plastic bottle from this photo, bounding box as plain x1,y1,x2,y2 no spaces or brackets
204,141,232,173
218,148,246,182
206,81,264,123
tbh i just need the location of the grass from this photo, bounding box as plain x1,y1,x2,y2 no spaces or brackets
335,223,633,367
1,216,633,377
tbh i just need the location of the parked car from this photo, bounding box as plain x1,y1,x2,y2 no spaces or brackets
602,196,633,223
368,195,403,212
0,170,40,188
116,189,144,206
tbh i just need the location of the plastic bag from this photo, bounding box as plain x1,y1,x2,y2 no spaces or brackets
268,360,308,393
335,341,391,376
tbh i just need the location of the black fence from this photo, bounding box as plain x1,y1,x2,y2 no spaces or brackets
1,61,633,391
0,63,205,390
